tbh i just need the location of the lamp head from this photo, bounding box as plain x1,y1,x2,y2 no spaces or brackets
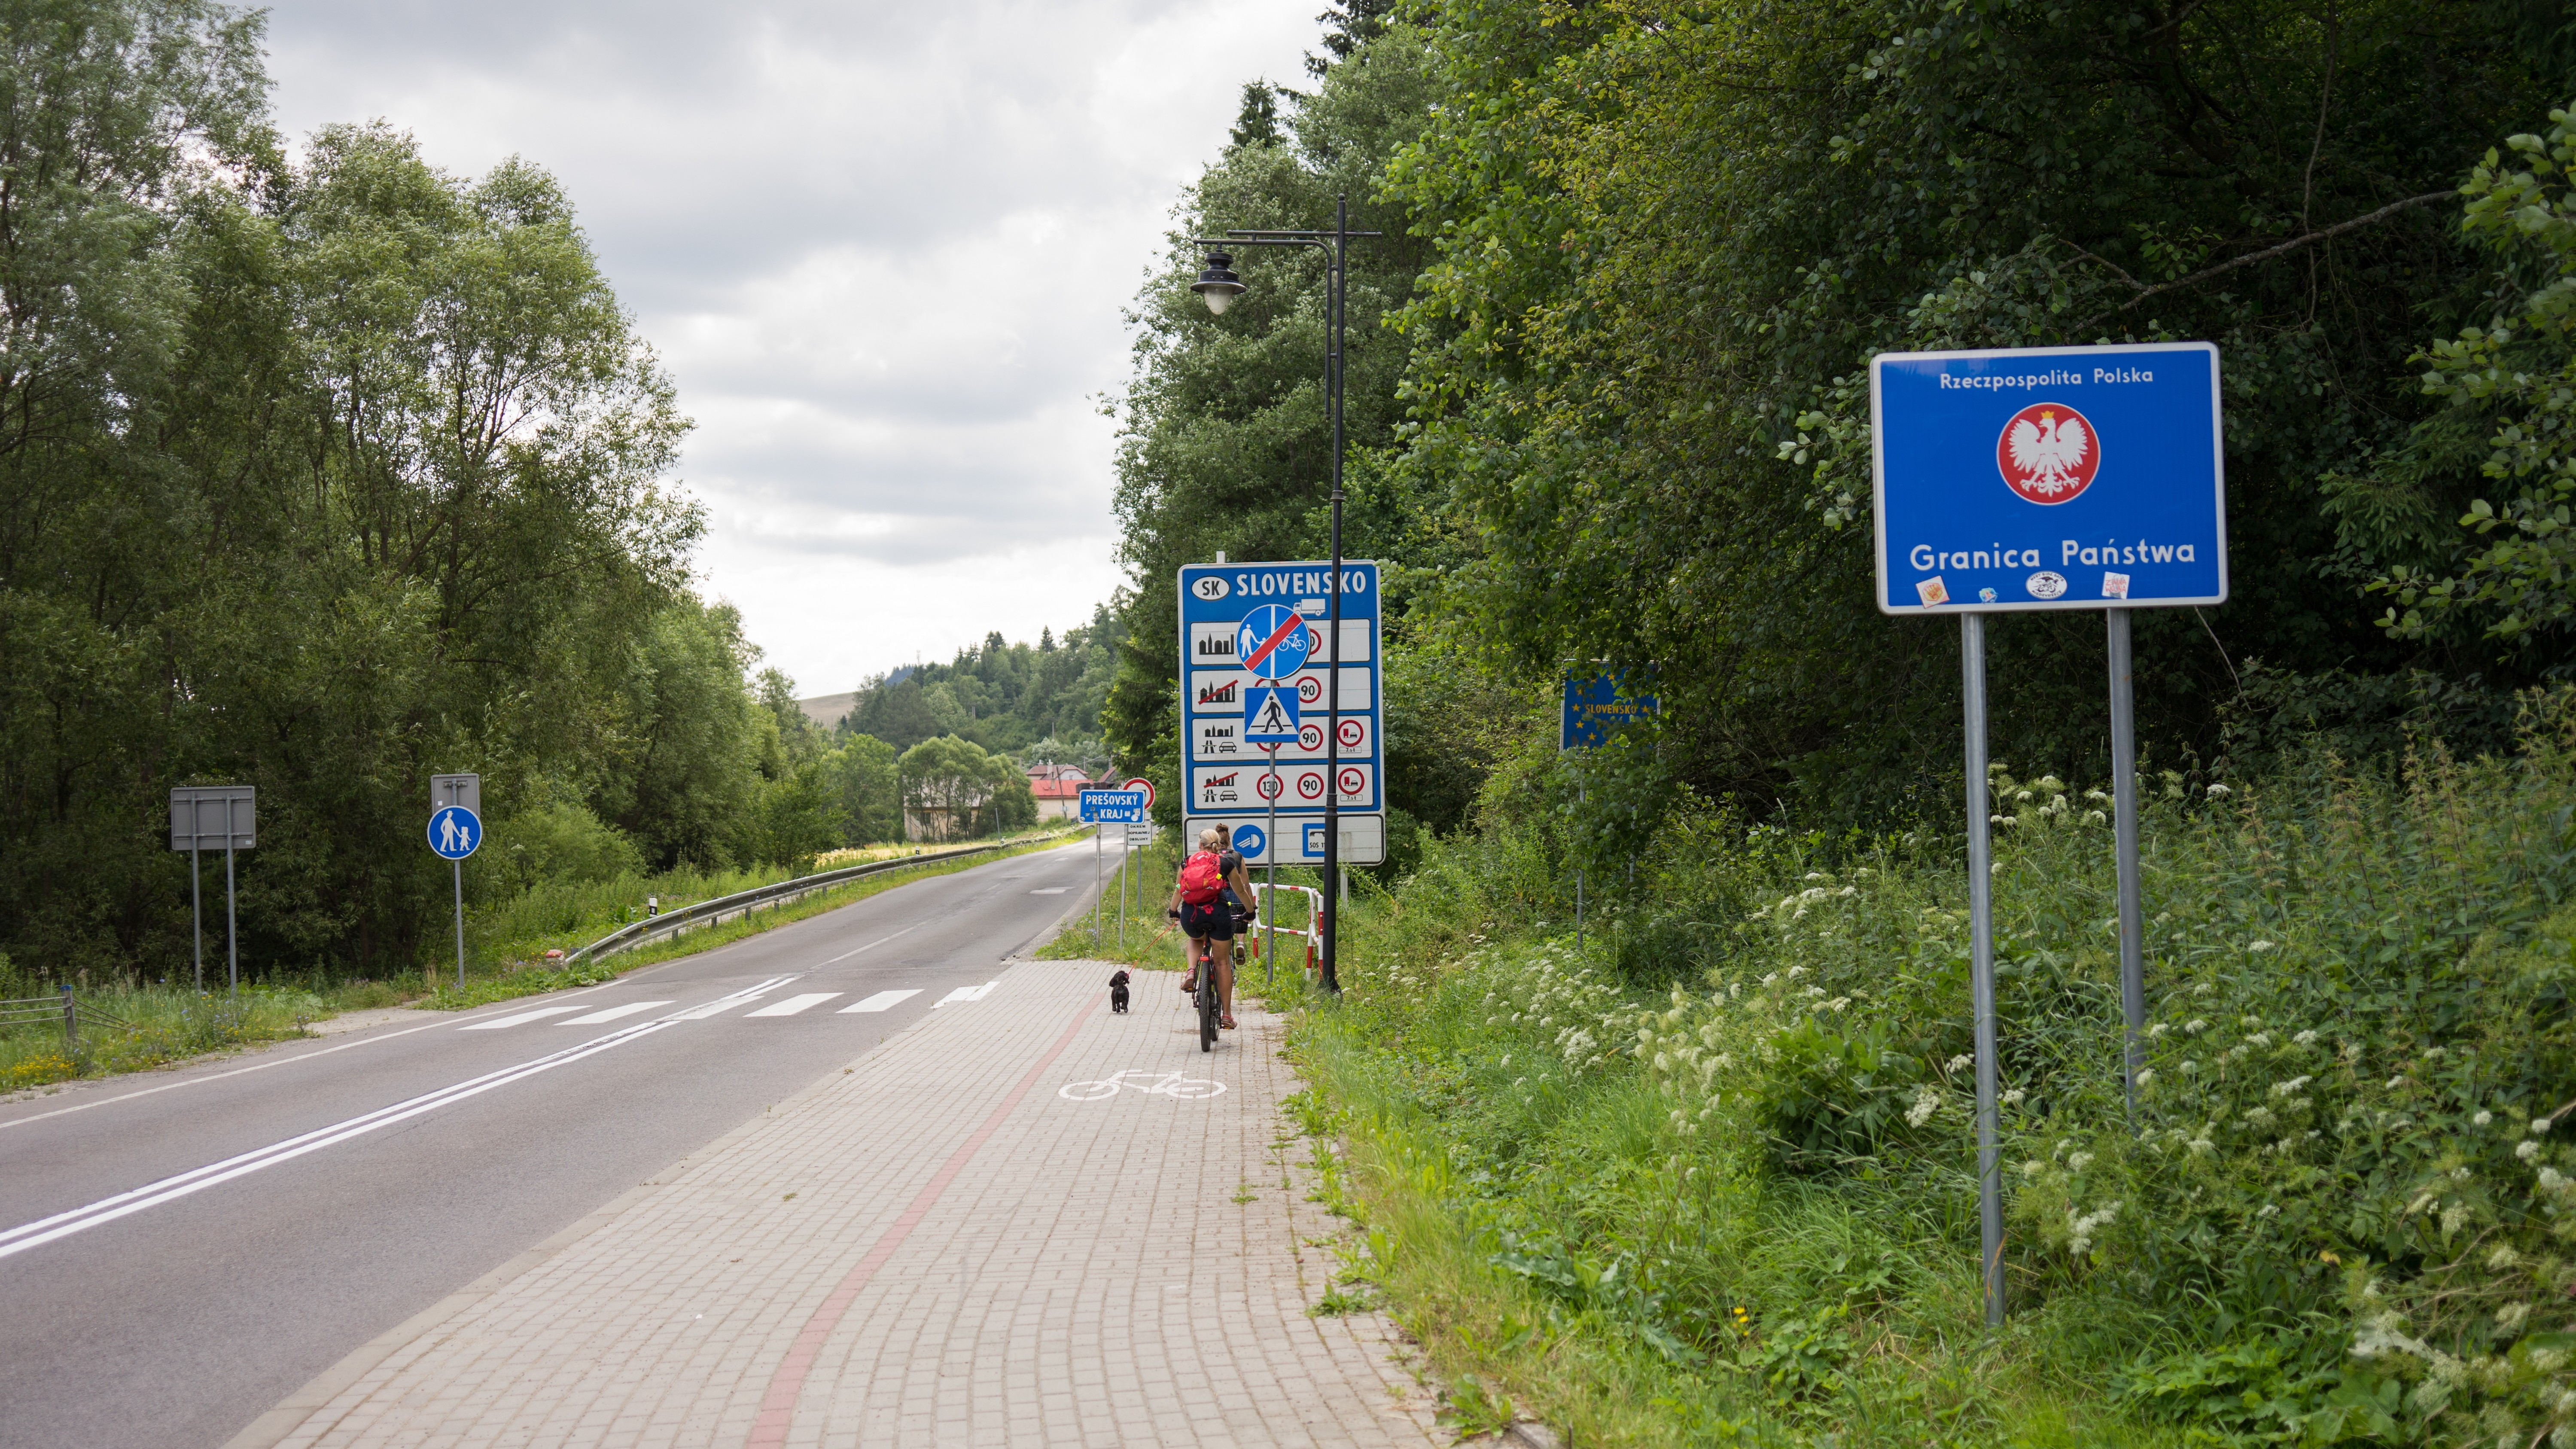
1191,251,1246,315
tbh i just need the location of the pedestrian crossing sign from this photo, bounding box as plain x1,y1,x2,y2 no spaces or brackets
1243,684,1299,744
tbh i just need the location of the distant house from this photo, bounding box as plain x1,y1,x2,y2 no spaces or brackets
1027,764,1096,822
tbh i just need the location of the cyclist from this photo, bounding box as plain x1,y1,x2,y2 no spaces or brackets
1166,827,1256,1030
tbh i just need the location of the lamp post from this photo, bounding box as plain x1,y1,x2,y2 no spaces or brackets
1191,195,1381,996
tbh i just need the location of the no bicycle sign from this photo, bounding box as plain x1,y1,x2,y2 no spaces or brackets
1871,341,2226,613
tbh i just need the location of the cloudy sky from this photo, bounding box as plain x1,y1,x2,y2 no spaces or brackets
260,0,1320,697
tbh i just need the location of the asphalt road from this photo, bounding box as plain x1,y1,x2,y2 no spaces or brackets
0,839,1108,1449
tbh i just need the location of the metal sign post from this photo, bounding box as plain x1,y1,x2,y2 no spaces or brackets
171,787,256,994
1872,340,2228,1325
1079,784,1152,944
428,778,483,989
1560,673,1661,955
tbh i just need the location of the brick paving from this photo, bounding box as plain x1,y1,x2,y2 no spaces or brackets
233,959,1441,1449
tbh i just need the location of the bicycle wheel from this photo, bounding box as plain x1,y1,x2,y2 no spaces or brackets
1196,960,1218,1052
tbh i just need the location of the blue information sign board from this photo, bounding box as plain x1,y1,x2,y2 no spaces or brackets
1078,789,1147,824
1180,560,1383,865
1872,342,2226,613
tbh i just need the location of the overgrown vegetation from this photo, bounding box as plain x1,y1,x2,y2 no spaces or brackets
1258,695,2576,1445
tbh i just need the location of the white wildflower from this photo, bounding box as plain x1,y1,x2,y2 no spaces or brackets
2519,1140,2541,1161
1821,997,1850,1011
1947,1054,1973,1073
2207,783,2232,798
2181,1060,2199,1074
2489,1245,2523,1269
2441,1204,2469,1237
2185,1019,2208,1034
2256,1203,2279,1217
2249,940,2275,953
2067,1151,2095,1172
2537,1117,2558,1136
2020,1159,2045,1178
2148,1023,2170,1039
2002,1088,2027,1105
2245,1107,2276,1129
2389,1076,2409,1090
2475,1110,2493,1126
2188,1137,2216,1156
2499,1304,2534,1336
2292,1029,2318,1046
2246,1033,2272,1048
2271,1076,2313,1097
2134,1069,2156,1089
1906,1085,1941,1128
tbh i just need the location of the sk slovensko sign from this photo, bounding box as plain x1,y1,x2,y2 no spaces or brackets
1179,559,1384,865
1872,341,2226,613
428,805,481,860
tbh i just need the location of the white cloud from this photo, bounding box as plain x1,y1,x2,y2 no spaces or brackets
260,0,1318,696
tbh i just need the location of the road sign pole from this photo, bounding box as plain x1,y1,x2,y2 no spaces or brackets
2108,608,2147,1120
190,843,203,993
225,840,238,996
1575,769,1586,953
454,859,466,989
1266,744,1279,987
1118,842,1129,950
1093,827,1102,938
1961,613,2004,1327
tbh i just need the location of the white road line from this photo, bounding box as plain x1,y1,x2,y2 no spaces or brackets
819,923,918,966
0,994,618,1135
668,976,794,1022
0,974,801,1261
837,989,921,1014
1029,888,1069,895
459,1006,588,1031
744,992,840,1018
557,1001,673,1025
933,982,1000,1008
0,1021,672,1262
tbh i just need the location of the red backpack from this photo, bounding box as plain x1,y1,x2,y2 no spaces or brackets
1177,850,1227,905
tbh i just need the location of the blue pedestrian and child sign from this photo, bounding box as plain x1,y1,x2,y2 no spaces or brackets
427,805,481,860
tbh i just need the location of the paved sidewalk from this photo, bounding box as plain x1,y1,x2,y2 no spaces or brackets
232,959,1440,1449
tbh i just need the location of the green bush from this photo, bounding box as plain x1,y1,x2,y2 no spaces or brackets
1283,696,2576,1444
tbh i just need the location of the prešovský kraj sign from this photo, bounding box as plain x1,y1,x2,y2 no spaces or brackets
1871,342,2226,613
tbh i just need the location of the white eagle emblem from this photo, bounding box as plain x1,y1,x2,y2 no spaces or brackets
1996,402,2099,504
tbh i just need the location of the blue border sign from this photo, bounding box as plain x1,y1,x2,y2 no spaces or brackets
1872,342,2226,614
1179,559,1382,865
1561,674,1660,751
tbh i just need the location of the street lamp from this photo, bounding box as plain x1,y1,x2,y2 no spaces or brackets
1191,195,1382,996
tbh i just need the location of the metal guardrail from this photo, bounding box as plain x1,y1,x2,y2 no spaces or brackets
562,828,1088,966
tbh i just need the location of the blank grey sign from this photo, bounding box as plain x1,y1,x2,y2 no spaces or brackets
429,773,481,816
169,786,256,851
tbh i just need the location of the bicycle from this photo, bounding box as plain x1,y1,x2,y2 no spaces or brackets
1191,940,1220,1052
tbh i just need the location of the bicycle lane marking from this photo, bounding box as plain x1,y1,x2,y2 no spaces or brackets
744,987,1106,1449
1057,1069,1227,1101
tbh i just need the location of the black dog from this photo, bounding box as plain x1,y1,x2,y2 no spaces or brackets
1108,969,1131,1014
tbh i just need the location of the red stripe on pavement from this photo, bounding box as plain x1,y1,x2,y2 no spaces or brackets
745,992,1103,1447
